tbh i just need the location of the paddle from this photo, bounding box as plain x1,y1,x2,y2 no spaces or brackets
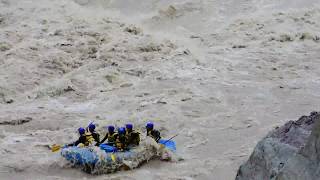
111,153,116,162
162,134,179,145
51,144,62,152
159,134,178,149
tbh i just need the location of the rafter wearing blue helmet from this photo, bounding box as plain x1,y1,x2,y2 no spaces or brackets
66,127,87,147
125,123,140,146
115,127,127,151
87,122,100,146
100,125,118,146
146,122,161,142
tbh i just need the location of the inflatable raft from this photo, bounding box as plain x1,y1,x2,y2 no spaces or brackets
60,139,176,174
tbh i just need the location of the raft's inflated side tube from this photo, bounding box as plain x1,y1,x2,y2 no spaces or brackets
61,147,134,165
98,139,176,154
99,144,117,152
61,147,99,165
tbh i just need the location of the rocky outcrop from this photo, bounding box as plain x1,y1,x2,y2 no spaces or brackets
236,112,320,180
276,113,320,180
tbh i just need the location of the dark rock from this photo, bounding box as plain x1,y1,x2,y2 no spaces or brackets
125,69,145,77
0,117,33,125
157,99,167,104
183,49,191,55
139,44,161,52
232,45,247,49
279,34,294,42
124,25,142,35
120,83,133,88
236,112,320,180
64,86,75,92
0,15,4,24
181,97,192,102
111,62,118,66
59,43,72,46
5,99,13,104
275,112,320,180
313,36,320,42
53,29,63,36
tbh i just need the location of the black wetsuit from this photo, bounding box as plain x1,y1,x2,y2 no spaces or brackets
126,130,140,146
67,135,86,146
147,129,161,142
91,131,100,146
116,134,127,151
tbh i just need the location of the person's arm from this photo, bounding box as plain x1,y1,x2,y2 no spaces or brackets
154,130,161,142
100,133,108,144
118,136,126,150
93,133,100,146
109,134,118,145
67,136,84,146
66,142,74,146
133,132,140,145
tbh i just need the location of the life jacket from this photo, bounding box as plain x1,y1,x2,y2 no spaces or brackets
107,132,118,143
115,134,126,150
91,131,100,144
77,143,85,148
126,130,140,145
84,132,95,146
147,129,161,142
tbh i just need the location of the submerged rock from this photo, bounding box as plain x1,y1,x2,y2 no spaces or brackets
236,112,320,180
124,25,143,35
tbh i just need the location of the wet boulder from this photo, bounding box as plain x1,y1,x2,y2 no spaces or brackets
236,112,320,180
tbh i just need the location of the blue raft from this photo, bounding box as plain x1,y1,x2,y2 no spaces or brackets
60,139,176,173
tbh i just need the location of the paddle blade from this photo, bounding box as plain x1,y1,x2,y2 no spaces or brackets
51,144,61,152
159,144,165,149
111,154,116,162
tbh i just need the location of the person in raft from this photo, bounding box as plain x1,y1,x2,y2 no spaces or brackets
100,125,118,146
67,127,94,147
115,127,127,151
87,122,100,146
146,122,161,142
125,123,140,147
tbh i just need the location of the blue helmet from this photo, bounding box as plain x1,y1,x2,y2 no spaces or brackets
146,122,154,129
108,125,115,133
125,123,133,130
118,127,126,135
78,127,85,135
88,123,96,132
